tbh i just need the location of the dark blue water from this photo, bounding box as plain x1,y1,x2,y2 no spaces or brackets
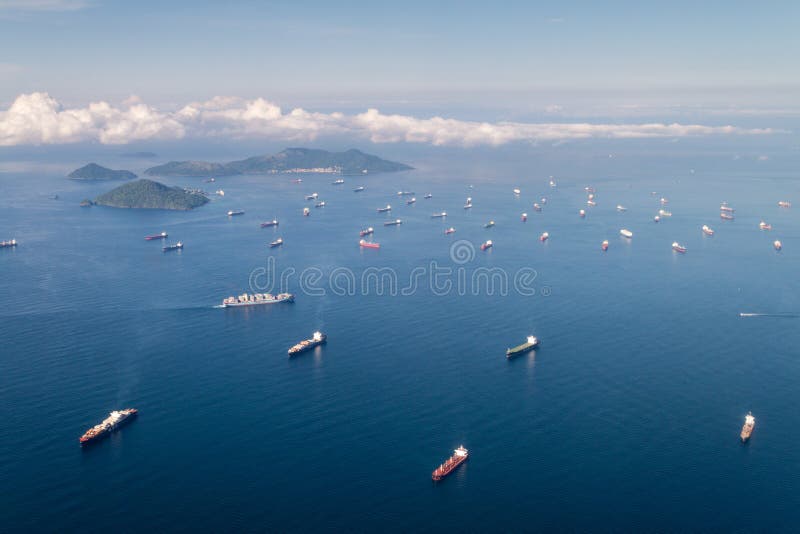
2,148,800,531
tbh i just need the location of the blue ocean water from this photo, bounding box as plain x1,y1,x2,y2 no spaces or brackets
2,146,799,531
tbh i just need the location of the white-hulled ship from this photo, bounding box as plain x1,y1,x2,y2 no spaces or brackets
221,292,294,307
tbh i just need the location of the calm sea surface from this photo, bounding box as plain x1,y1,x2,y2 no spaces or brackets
2,149,799,531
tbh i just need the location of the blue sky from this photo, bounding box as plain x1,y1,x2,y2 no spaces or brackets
0,0,798,147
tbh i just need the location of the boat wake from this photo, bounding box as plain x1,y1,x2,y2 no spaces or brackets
739,312,799,318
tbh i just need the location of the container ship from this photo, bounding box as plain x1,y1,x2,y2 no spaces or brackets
432,446,469,481
672,242,687,253
384,219,402,226
79,408,137,446
288,331,327,356
1,239,17,248
702,225,714,236
740,412,755,442
221,292,294,307
260,219,279,228
359,239,380,249
269,238,283,248
506,335,539,358
144,231,168,240
377,205,392,213
227,210,245,216
359,227,374,237
163,242,183,252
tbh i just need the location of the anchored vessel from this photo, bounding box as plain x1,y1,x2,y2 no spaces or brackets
353,186,365,192
227,210,245,216
221,292,294,307
601,240,609,251
720,212,734,220
620,229,633,238
702,225,714,236
432,446,469,481
315,201,326,208
407,197,416,205
1,239,17,248
484,220,495,228
145,232,168,240
305,193,318,200
539,232,549,242
359,239,380,249
774,240,782,251
672,242,687,253
163,242,183,252
303,207,310,216
79,408,138,446
521,213,528,222
507,335,539,358
617,205,627,212
759,221,772,230
377,205,392,213
481,240,493,250
288,331,327,356
269,238,283,248
513,188,521,195
740,412,755,442
778,200,791,208
431,212,447,218
445,227,456,235
533,203,542,212
720,203,735,212
359,227,374,237
424,193,433,199
397,191,415,196
261,219,279,228
384,219,402,226
332,179,345,185
579,209,585,218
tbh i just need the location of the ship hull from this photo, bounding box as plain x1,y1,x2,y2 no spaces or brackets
432,455,468,481
506,341,539,358
80,412,137,447
288,337,327,356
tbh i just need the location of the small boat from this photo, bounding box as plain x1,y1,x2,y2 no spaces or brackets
431,212,447,218
616,205,627,212
480,240,493,251
540,197,547,204
702,225,714,236
359,227,374,237
315,201,326,208
397,191,415,196
513,188,521,195
740,412,755,442
260,219,279,228
145,232,168,241
384,219,402,226
579,209,585,218
587,200,596,207
778,200,791,208
353,186,365,192
654,215,661,222
720,212,734,220
672,242,687,253
269,238,283,248
774,240,782,251
601,240,609,251
163,241,183,252
484,220,495,228
533,203,542,212
539,232,549,242
303,207,310,217
521,213,528,222
0,239,17,248
463,197,473,209
759,221,772,230
377,205,392,213
549,179,556,188
620,229,633,238
215,189,225,196
359,239,380,249
658,209,672,217
332,178,345,185
424,193,433,199
407,197,416,205
444,227,456,235
305,193,318,200
227,210,244,216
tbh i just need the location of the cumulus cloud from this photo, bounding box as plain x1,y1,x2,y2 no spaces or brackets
0,92,780,147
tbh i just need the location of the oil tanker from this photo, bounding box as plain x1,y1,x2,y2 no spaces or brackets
432,446,469,481
288,331,327,356
79,408,138,446
740,412,755,442
506,335,539,358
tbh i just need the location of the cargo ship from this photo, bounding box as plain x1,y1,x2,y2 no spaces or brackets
533,203,542,212
484,220,495,228
384,219,402,226
654,215,661,223
431,212,447,218
407,197,416,205
424,193,433,199
353,186,365,192
377,205,392,213
759,221,772,230
221,292,294,307
397,191,415,196
506,335,539,358
720,212,734,220
432,446,468,481
539,232,549,242
445,227,456,235
1,239,18,248
260,219,279,228
740,412,755,442
774,240,782,251
162,242,183,252
620,229,633,238
288,331,327,356
672,242,687,253
79,408,138,446
359,239,380,249
658,209,672,217
359,227,374,237
227,210,244,216
702,225,714,236
332,178,345,185
269,237,283,248
521,213,528,222
778,200,791,208
616,205,627,212
481,240,493,251
601,240,609,251
305,193,319,200
587,200,596,207
720,203,735,213
145,231,168,240
315,201,326,208
464,197,473,209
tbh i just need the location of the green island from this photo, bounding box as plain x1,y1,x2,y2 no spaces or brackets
93,179,209,210
68,163,137,181
145,148,412,177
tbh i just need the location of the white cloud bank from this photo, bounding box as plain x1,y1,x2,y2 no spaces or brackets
0,92,779,147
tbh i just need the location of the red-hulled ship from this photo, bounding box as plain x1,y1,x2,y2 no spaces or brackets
145,232,167,240
359,239,380,249
80,408,138,446
432,446,469,481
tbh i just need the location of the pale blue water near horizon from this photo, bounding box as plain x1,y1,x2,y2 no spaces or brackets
2,144,800,531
